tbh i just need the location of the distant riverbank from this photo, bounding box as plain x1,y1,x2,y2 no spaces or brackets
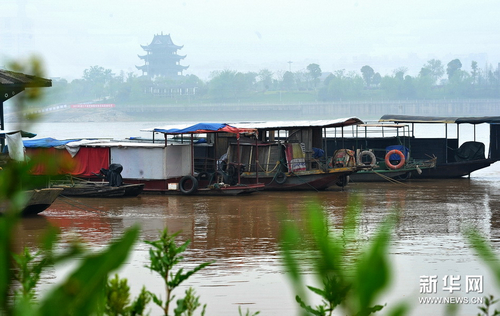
7,99,500,123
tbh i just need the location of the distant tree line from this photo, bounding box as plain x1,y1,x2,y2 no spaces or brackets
39,58,500,107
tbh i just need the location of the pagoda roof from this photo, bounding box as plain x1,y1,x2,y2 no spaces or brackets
135,64,189,72
140,33,183,51
137,54,187,60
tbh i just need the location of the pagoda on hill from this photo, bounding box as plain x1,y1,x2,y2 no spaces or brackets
136,33,189,78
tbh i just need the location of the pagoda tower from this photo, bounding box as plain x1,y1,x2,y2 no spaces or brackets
136,33,189,78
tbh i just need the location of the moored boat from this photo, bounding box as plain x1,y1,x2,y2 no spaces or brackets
50,180,144,197
145,123,265,195
377,115,500,178
227,118,368,190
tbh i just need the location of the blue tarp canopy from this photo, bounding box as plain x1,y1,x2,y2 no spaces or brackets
23,137,81,148
152,123,256,135
154,123,227,134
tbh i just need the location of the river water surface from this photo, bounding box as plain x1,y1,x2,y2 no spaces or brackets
10,121,500,316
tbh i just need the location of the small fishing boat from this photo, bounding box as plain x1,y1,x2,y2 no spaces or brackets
50,170,144,197
50,180,145,197
377,115,500,178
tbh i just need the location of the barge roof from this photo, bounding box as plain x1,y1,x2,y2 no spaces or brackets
379,115,500,124
233,117,364,130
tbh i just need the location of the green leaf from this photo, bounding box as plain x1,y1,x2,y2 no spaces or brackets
38,226,140,315
466,229,500,289
295,295,324,316
0,214,18,314
385,301,410,316
129,286,151,315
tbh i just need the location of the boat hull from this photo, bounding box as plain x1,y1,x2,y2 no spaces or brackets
124,178,264,195
238,168,355,191
191,183,265,196
349,169,411,182
52,183,145,197
1,188,63,216
412,159,494,179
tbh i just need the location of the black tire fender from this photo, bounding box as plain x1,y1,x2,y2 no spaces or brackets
179,175,198,194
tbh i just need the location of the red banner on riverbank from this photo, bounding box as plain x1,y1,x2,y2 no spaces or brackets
71,104,115,108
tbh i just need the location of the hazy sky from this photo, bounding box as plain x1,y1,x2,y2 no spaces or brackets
2,0,499,80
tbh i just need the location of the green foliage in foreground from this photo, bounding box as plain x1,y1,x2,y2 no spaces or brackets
280,198,408,316
105,274,150,316
145,228,213,316
0,210,139,315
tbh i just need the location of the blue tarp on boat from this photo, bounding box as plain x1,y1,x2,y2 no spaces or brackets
23,138,82,148
154,123,236,134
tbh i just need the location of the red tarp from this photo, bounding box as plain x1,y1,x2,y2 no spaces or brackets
26,147,110,176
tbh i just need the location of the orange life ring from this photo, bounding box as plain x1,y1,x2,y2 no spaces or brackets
385,149,406,170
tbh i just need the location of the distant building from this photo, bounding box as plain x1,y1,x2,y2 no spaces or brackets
136,33,189,79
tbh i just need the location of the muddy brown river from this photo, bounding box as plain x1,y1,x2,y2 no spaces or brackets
13,167,500,316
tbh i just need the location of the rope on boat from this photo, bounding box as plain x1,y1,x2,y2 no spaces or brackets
289,172,320,192
256,160,281,173
372,170,408,186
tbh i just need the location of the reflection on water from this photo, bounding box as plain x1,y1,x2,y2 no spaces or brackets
14,170,500,316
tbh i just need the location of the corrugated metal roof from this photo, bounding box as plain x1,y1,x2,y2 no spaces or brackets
0,70,52,88
379,114,500,124
0,130,37,138
82,141,167,148
232,117,364,130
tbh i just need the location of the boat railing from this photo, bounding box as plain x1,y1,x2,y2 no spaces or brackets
194,157,217,173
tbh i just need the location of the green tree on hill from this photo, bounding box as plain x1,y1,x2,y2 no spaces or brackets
282,71,295,91
307,63,322,89
421,59,444,85
446,59,462,80
83,65,114,100
257,69,273,91
361,65,375,88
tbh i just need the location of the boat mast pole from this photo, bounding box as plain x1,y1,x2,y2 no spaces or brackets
237,133,241,184
190,134,194,176
323,127,327,160
255,134,259,183
445,124,448,163
342,126,345,148
214,133,218,173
